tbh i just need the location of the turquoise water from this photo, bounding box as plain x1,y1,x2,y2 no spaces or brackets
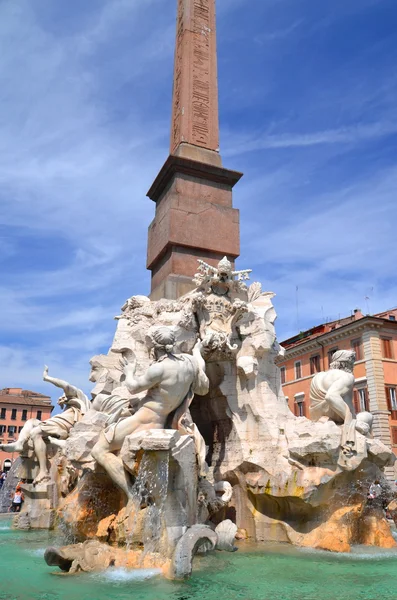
2,517,397,600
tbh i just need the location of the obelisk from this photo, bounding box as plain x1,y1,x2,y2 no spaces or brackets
146,0,242,300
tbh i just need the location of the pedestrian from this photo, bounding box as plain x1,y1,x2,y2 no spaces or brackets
10,486,24,513
0,472,6,490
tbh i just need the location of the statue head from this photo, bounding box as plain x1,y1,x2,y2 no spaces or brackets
89,354,123,383
330,350,356,372
89,353,124,398
57,394,68,409
146,326,176,357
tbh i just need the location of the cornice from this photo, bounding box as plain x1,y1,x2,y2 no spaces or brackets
280,317,384,361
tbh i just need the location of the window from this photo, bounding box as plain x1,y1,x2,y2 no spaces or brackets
328,348,338,368
381,337,393,359
386,386,397,418
36,410,42,420
310,355,321,375
7,426,16,435
389,315,396,321
0,408,6,420
21,409,27,421
280,367,286,384
0,425,6,434
18,426,24,433
353,388,369,413
11,409,17,421
392,427,397,446
294,361,302,380
294,395,305,417
351,339,362,361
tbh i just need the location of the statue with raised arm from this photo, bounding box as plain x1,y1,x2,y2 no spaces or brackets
0,367,91,485
91,326,209,498
310,350,373,467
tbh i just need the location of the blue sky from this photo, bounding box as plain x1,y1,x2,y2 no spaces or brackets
1,0,397,402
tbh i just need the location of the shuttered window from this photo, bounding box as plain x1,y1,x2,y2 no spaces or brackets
295,361,302,380
351,339,362,361
280,367,286,384
392,427,397,446
328,348,338,368
294,401,305,417
386,386,397,419
310,355,321,375
381,338,393,359
354,388,369,413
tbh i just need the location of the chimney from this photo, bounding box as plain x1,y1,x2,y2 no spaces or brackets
353,308,363,320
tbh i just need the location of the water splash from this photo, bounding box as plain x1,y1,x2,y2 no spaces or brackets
126,451,170,557
93,567,162,583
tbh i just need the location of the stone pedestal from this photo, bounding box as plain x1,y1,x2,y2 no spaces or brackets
121,429,199,556
147,156,241,300
13,482,57,530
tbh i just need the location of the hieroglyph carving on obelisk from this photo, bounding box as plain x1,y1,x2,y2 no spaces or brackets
171,0,220,154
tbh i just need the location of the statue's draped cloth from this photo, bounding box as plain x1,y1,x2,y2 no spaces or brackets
40,407,81,437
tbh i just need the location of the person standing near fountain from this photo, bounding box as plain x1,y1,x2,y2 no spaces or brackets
91,326,209,498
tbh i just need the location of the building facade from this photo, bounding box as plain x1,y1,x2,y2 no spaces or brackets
277,308,397,479
0,388,53,471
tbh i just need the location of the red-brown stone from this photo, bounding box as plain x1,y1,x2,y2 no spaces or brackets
146,0,242,299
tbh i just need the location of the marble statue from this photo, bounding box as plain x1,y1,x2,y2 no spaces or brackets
0,367,90,484
310,350,357,424
190,257,250,354
6,256,391,576
89,352,134,419
91,326,209,498
310,349,373,466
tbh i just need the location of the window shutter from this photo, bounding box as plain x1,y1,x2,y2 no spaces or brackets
363,388,369,412
392,428,397,446
385,387,392,411
294,403,299,417
353,390,360,414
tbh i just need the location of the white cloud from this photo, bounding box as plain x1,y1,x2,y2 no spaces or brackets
224,121,397,156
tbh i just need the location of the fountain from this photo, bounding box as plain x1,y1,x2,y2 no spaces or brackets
0,256,395,584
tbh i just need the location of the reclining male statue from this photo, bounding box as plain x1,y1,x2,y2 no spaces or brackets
92,326,209,499
310,349,372,464
0,367,91,485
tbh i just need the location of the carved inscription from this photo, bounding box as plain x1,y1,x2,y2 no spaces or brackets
171,0,218,152
191,0,211,147
171,0,184,151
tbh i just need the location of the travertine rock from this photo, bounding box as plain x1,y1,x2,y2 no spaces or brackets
367,438,396,467
170,525,218,580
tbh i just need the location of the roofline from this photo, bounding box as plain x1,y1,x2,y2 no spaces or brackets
279,315,397,360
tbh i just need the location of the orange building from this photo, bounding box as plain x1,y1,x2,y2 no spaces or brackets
277,308,397,480
0,388,53,472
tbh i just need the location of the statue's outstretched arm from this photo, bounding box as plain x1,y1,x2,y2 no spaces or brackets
43,365,82,399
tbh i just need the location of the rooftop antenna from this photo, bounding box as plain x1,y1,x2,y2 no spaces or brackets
365,287,374,315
